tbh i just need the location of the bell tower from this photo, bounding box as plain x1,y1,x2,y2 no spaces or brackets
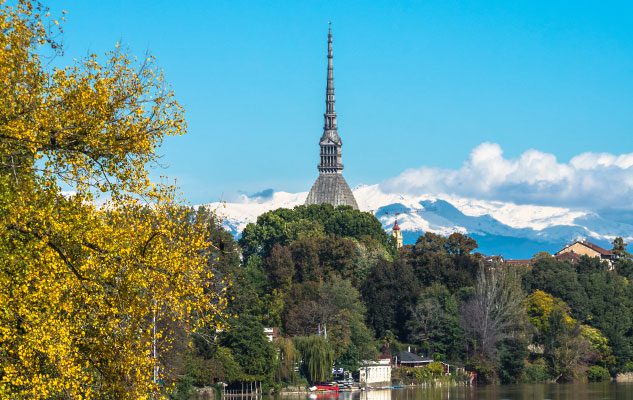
392,219,403,249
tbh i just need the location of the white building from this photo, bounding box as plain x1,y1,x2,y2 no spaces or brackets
359,359,391,386
263,327,279,342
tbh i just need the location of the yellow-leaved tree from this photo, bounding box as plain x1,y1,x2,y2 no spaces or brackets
0,1,227,398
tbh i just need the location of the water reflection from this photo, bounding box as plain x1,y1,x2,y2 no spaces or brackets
276,383,633,400
360,390,392,400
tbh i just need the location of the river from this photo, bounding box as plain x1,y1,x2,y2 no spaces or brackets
276,384,633,400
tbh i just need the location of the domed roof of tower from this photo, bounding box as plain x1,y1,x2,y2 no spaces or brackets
392,220,401,231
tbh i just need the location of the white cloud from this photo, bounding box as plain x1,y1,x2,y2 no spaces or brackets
380,142,633,210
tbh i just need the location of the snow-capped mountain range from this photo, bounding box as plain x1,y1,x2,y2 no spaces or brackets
202,185,633,259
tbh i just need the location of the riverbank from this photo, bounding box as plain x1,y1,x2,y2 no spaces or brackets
268,383,633,400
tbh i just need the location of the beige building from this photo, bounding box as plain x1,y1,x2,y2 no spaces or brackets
359,359,391,386
555,240,614,266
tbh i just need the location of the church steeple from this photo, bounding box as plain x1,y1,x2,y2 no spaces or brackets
392,219,403,249
319,24,343,174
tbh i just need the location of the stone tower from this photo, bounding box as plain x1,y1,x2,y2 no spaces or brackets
305,25,359,209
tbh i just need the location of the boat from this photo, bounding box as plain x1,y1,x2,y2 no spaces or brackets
309,385,340,392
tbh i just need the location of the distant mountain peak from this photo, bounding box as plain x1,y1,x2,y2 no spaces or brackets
201,184,632,258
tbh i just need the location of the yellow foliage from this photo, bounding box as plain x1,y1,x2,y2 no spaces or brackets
580,325,611,357
526,290,575,331
0,1,226,398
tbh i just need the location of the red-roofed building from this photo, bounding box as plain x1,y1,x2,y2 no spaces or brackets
504,259,532,267
391,220,403,249
555,240,614,266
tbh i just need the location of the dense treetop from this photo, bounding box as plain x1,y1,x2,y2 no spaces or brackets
240,204,393,262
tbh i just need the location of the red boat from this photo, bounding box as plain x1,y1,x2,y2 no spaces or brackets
312,385,339,392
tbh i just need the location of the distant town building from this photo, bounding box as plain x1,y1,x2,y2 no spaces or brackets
486,255,532,268
394,349,433,368
305,26,358,210
393,349,463,376
263,327,279,342
555,240,614,266
503,258,532,267
359,358,391,386
493,240,617,269
391,219,403,249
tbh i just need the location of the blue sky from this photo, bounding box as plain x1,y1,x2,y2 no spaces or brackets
50,1,633,206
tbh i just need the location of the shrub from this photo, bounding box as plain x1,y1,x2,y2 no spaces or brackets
587,366,611,382
466,356,496,384
426,362,446,377
523,360,550,383
623,362,633,373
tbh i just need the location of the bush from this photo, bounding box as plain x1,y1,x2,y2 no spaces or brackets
392,367,435,385
623,361,633,373
170,375,195,400
587,366,611,382
426,362,446,377
466,356,496,384
523,360,550,383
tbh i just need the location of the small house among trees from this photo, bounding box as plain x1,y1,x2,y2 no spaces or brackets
555,240,614,265
394,349,434,368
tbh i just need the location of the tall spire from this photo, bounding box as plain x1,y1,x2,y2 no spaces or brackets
318,24,343,175
324,22,337,134
306,25,358,209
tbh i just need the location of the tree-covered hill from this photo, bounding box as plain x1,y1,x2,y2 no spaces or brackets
179,203,633,392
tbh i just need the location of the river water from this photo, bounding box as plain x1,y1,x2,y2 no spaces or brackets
278,384,633,400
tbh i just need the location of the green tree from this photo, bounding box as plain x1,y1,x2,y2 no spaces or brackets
240,204,392,263
575,263,633,370
362,259,420,340
220,315,275,382
526,290,610,382
404,232,480,291
182,346,242,387
524,257,589,321
498,337,529,384
407,283,464,361
294,335,335,384
351,238,391,288
274,337,300,384
336,343,362,372
446,232,478,255
612,237,630,258
615,258,633,280
264,244,295,290
283,278,376,364
587,366,611,382
544,310,592,382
